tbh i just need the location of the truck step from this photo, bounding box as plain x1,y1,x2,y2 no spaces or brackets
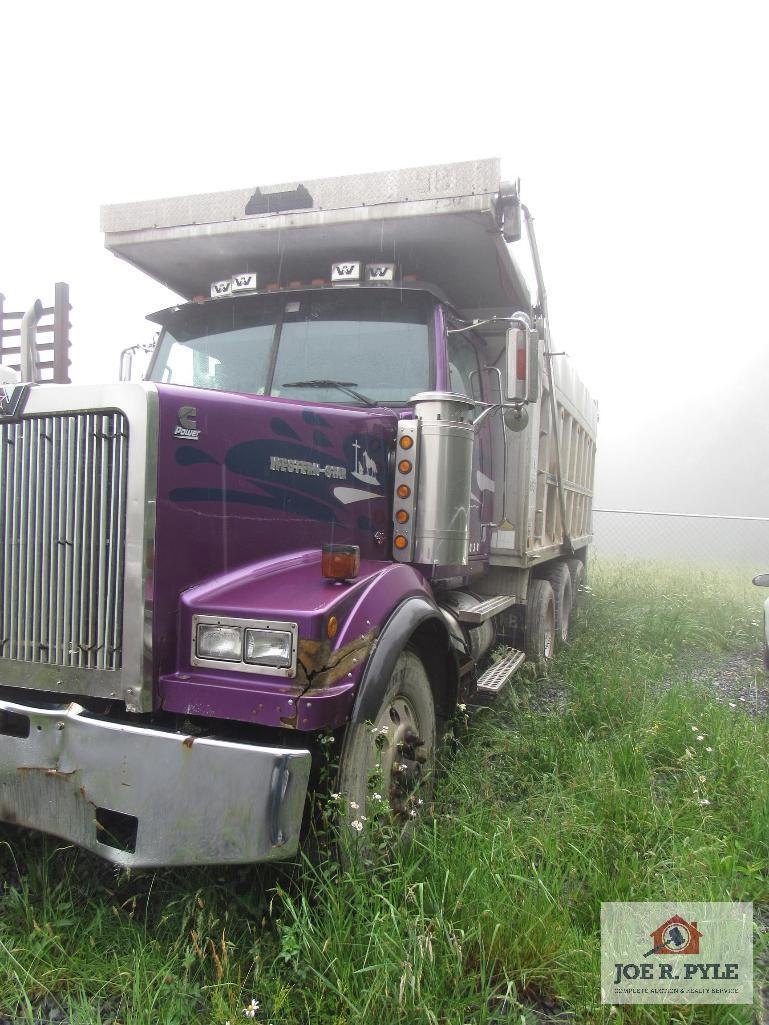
454,594,517,624
476,648,526,694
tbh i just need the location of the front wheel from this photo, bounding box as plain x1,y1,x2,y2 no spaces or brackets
336,648,436,844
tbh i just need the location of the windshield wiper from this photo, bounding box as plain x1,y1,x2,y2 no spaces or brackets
281,379,376,407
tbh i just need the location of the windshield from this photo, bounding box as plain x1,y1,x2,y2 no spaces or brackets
148,290,432,405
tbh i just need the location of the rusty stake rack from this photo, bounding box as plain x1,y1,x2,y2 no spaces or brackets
0,282,71,383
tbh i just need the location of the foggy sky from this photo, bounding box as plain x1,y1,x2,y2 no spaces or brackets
1,1,767,516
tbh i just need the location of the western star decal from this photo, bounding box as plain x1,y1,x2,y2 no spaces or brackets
270,456,347,480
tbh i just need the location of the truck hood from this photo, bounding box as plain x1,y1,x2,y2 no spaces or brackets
152,384,398,682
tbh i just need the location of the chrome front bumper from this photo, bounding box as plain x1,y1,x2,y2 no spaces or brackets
0,698,311,867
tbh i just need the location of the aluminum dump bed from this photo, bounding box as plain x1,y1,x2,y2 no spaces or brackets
101,159,531,320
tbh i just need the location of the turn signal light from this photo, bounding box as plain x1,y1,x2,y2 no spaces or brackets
394,535,408,550
399,435,413,449
397,484,411,499
395,509,409,524
322,544,360,581
398,459,412,474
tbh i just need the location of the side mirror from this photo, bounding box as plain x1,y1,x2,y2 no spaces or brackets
753,574,769,587
119,342,155,382
505,325,539,403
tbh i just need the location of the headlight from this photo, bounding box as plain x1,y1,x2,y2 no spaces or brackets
245,628,293,668
191,616,298,676
196,624,242,662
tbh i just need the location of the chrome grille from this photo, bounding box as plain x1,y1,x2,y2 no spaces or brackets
0,411,128,671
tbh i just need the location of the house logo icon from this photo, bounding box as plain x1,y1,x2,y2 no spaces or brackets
645,915,703,956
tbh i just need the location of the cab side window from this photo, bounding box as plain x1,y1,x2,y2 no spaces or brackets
448,334,483,401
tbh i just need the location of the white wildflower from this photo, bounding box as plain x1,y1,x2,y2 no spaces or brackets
409,809,417,817
417,798,424,806
458,703,467,712
699,799,711,806
351,819,363,832
729,702,736,708
349,800,360,810
696,735,704,741
371,792,383,802
398,762,409,771
380,725,389,734
330,792,341,800
705,746,713,753
243,998,260,1018
691,726,699,732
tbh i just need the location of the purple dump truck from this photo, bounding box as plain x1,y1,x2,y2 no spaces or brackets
0,160,597,866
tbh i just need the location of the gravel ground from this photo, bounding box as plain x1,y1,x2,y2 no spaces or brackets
665,647,769,717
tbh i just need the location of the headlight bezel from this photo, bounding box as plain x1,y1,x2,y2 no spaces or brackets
192,615,298,677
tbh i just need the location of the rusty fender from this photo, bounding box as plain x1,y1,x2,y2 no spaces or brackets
295,628,379,690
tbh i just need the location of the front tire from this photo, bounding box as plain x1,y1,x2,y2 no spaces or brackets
336,648,436,843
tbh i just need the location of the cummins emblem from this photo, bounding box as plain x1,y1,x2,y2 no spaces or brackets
0,384,29,422
174,406,201,440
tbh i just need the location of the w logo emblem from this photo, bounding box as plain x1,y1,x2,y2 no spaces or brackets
331,262,361,282
0,384,29,421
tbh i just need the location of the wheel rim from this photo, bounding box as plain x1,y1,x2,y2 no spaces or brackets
369,693,427,825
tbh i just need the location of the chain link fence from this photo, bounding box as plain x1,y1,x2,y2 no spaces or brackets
591,508,769,569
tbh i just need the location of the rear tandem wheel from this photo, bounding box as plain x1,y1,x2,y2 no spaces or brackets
524,578,556,662
542,561,574,646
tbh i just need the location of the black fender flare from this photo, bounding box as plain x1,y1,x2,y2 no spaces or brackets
350,596,458,724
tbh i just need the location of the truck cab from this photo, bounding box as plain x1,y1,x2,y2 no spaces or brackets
0,160,597,867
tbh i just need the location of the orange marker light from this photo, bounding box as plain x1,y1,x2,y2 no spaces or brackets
398,459,412,474
394,535,408,550
397,484,411,499
327,615,338,638
399,435,413,450
322,544,360,581
395,509,409,524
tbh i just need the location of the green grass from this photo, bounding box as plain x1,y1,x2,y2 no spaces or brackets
1,561,767,1024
